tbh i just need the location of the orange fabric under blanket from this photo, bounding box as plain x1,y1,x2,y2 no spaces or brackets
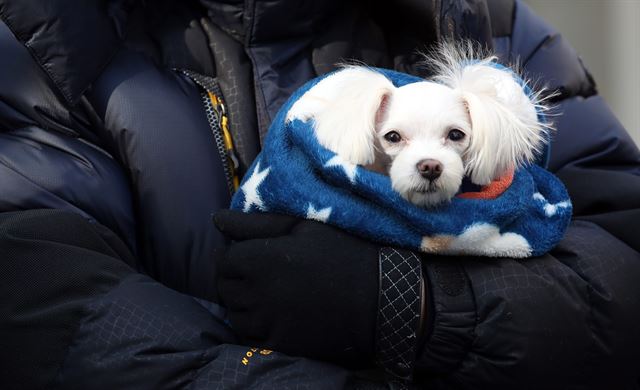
457,169,515,200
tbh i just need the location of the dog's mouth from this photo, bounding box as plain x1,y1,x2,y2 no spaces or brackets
415,181,439,194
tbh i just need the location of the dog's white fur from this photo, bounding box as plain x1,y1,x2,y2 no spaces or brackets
287,42,551,207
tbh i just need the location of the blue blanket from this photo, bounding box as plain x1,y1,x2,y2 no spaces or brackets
231,69,572,258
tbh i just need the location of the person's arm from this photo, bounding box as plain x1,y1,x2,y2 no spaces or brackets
0,209,403,389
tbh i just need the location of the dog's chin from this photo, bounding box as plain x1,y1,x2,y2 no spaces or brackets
392,174,462,208
404,187,456,208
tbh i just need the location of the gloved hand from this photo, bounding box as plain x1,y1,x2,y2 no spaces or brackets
214,210,380,368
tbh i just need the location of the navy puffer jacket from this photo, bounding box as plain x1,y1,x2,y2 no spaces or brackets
0,0,639,389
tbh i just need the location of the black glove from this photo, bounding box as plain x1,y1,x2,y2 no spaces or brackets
214,210,380,367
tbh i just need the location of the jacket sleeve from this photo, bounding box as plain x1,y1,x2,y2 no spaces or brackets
0,209,394,390
414,1,640,388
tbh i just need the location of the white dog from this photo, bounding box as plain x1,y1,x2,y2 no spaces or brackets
287,43,551,207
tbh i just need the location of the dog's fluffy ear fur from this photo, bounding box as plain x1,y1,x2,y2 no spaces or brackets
426,42,552,185
288,67,395,166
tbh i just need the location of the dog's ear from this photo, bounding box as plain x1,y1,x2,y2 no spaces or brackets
289,67,395,166
459,64,547,185
427,42,550,185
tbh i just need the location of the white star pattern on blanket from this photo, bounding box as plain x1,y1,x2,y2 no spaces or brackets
421,223,532,258
533,193,571,217
324,155,358,184
241,161,271,212
306,204,332,222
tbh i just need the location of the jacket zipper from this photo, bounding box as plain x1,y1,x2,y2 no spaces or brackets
179,69,240,196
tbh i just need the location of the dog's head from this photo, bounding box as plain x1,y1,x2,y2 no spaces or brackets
375,81,471,206
288,43,551,207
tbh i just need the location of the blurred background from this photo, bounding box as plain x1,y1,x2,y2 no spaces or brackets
525,0,640,146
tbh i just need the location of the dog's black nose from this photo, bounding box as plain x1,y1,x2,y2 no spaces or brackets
416,159,443,181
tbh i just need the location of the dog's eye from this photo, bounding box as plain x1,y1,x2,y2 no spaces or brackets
447,129,466,141
384,131,402,143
